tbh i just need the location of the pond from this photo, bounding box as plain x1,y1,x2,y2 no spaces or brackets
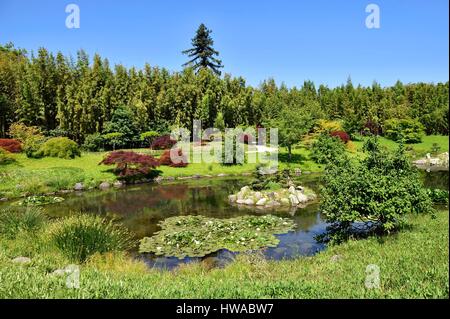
2,171,448,270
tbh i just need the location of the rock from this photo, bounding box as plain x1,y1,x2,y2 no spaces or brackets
240,186,250,193
193,174,201,179
73,183,84,191
237,191,245,201
289,194,299,206
241,172,252,176
253,192,262,201
266,200,281,207
244,198,254,205
0,198,7,202
12,256,31,264
236,199,246,205
330,255,343,263
217,173,227,177
50,269,66,276
165,176,175,181
267,192,276,200
296,192,308,203
99,182,111,190
296,186,304,192
294,168,302,176
288,186,297,194
113,181,124,188
256,198,268,206
154,176,164,183
280,198,291,206
228,195,237,203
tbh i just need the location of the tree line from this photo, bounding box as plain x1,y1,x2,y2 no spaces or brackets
0,42,448,144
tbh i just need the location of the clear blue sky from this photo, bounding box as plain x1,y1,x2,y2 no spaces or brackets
0,0,448,88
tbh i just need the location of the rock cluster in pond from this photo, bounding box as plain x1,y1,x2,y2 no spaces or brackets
228,185,317,208
414,152,449,171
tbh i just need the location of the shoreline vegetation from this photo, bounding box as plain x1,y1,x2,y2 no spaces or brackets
1,135,448,202
0,209,447,298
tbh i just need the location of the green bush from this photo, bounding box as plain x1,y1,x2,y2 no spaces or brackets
0,207,47,239
48,215,134,263
102,132,124,151
35,137,81,159
384,118,424,144
9,122,46,158
140,131,159,146
310,134,346,164
82,133,104,152
0,148,15,165
320,137,433,243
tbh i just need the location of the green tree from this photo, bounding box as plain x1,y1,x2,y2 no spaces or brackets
182,24,223,76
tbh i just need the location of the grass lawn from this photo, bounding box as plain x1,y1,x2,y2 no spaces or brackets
0,209,447,298
0,135,447,199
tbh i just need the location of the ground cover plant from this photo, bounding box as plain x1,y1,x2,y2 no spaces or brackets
139,215,296,258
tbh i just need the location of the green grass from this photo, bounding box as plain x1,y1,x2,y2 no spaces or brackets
353,135,449,159
0,209,447,298
0,135,447,199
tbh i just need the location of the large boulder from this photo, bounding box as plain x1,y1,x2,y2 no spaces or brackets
99,182,111,190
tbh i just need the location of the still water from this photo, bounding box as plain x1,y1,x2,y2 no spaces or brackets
6,171,448,269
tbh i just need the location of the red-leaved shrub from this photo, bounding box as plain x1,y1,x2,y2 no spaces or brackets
239,133,254,144
0,139,22,153
159,148,188,167
99,151,160,179
330,131,350,144
150,135,177,150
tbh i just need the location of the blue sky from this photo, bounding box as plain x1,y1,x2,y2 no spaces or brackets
0,0,448,88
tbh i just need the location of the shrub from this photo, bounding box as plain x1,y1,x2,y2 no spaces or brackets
140,131,159,146
159,148,188,167
82,133,104,152
384,118,424,143
320,137,433,243
9,122,46,157
0,148,15,165
0,207,47,239
0,138,22,153
102,132,124,151
48,215,134,263
150,135,177,150
310,134,346,164
330,131,350,144
426,189,449,205
99,151,160,180
362,119,382,136
35,137,81,159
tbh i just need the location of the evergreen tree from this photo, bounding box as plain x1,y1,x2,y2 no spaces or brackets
182,24,223,76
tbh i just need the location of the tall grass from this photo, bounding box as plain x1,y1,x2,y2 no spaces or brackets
0,207,47,239
48,214,135,263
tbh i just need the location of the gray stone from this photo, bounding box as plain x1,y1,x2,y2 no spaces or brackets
228,195,237,203
296,192,308,203
99,182,111,190
280,198,290,206
50,269,66,276
0,198,7,202
236,199,246,205
253,192,262,201
154,176,164,183
244,198,254,205
113,181,124,188
294,168,302,176
296,186,304,192
217,173,227,177
12,256,31,264
266,200,281,207
256,198,268,206
289,194,299,206
73,182,84,191
288,186,297,194
165,176,175,181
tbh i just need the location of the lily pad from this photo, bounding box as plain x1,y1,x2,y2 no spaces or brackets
139,215,296,259
15,195,65,207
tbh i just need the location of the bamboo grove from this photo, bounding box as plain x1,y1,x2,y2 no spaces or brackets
0,42,448,143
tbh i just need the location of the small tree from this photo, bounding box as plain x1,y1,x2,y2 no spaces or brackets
99,151,160,181
9,123,46,158
310,134,347,164
320,137,433,243
102,132,124,151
